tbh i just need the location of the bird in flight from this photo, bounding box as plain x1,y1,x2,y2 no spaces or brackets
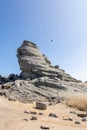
51,39,53,42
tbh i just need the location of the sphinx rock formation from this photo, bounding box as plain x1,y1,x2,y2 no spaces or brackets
17,40,77,82
17,40,51,79
0,40,86,103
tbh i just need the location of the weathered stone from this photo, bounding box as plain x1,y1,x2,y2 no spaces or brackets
68,117,73,121
30,111,37,115
36,102,47,110
70,111,76,114
17,40,49,78
24,110,29,114
63,117,73,121
54,65,59,69
0,76,9,84
40,125,50,129
82,118,87,122
38,112,44,115
17,40,78,83
9,74,19,81
2,83,11,89
30,116,37,120
75,121,81,124
77,113,86,118
43,54,51,65
49,113,58,118
20,72,36,79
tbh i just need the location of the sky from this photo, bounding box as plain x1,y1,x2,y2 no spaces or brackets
0,0,87,81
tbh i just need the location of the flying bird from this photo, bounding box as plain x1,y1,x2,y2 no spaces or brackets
51,39,53,42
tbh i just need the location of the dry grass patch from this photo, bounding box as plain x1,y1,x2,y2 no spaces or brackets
65,96,87,111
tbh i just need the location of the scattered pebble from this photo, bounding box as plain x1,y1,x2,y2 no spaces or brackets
74,89,78,92
70,111,76,114
39,112,44,115
49,113,58,118
30,116,37,120
24,110,29,114
69,117,73,121
36,102,47,110
30,111,37,114
82,118,87,122
40,125,50,129
63,117,73,121
75,121,81,124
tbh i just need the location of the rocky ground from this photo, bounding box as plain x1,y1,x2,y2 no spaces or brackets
0,40,87,130
0,95,87,130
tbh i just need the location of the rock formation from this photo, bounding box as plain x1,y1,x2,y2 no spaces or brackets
17,41,50,77
17,40,77,82
0,40,87,103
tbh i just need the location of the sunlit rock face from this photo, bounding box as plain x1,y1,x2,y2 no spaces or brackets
17,40,51,78
0,40,83,103
17,40,78,82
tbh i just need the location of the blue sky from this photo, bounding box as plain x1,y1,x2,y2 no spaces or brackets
0,0,87,81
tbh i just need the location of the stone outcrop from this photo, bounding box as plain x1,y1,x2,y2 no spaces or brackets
0,40,87,103
17,40,78,82
17,40,50,78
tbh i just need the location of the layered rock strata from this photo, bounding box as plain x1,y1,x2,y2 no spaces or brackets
17,40,77,82
0,40,86,103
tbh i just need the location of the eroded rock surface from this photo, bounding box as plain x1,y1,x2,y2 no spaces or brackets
17,40,78,82
0,40,87,103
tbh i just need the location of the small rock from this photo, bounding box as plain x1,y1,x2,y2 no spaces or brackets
2,84,10,89
77,113,86,118
82,118,87,122
69,117,73,121
55,65,59,69
24,110,29,114
70,111,76,114
63,117,73,121
36,102,47,110
74,89,78,92
30,116,37,120
39,112,44,115
49,113,58,118
75,121,81,124
40,125,50,129
30,111,37,115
